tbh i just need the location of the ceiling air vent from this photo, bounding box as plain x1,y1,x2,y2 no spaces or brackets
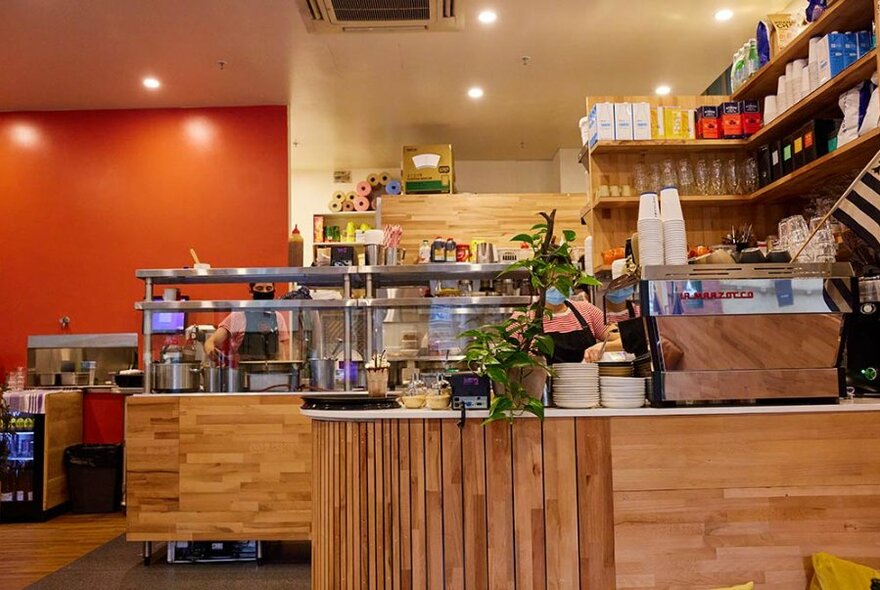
298,0,463,33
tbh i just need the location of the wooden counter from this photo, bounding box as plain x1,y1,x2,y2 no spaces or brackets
307,403,880,589
125,394,311,542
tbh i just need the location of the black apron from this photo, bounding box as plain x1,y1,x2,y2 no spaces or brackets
547,301,598,364
238,311,279,361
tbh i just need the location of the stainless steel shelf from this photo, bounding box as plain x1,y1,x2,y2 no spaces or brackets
135,266,359,286
361,263,527,286
136,299,357,311
361,296,531,308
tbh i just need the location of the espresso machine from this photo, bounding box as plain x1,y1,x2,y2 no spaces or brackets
630,263,854,406
846,275,880,394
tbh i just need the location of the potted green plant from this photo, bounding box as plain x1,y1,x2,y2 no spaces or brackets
462,210,601,423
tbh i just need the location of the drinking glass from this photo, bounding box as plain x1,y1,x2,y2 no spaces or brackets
648,162,661,193
677,158,695,195
660,158,677,189
724,157,741,195
709,158,724,195
694,159,709,195
632,163,649,194
742,157,758,193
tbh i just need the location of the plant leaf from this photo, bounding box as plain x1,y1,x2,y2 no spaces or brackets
511,234,534,244
524,397,545,420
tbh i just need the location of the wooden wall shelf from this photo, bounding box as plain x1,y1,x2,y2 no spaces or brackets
592,195,749,209
732,0,875,100
586,139,747,158
748,49,877,146
751,125,880,202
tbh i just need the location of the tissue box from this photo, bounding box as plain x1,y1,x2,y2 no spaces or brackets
402,144,454,194
632,102,652,140
721,102,744,138
741,100,763,136
613,103,634,141
695,106,720,139
588,103,615,147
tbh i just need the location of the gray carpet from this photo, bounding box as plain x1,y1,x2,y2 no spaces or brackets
27,536,311,590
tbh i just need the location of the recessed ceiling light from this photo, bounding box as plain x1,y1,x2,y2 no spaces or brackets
478,10,497,24
468,87,484,99
142,77,161,90
714,8,733,21
655,85,671,96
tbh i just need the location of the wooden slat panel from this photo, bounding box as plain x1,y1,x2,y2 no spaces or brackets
367,421,377,589
43,391,83,511
441,420,465,590
485,420,515,590
462,420,489,590
381,193,588,259
409,420,428,590
576,417,616,589
399,420,413,590
382,421,393,590
611,413,880,491
424,420,445,589
390,420,401,590
513,419,546,588
543,418,580,589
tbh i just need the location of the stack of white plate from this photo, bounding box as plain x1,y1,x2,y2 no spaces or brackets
600,376,646,409
552,363,600,409
637,192,664,266
660,187,687,265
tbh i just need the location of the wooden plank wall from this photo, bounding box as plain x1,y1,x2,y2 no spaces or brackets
126,394,312,541
611,412,880,590
311,416,615,589
380,193,589,258
43,391,83,511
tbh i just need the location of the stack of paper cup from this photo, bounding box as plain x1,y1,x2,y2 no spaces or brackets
660,187,687,265
777,75,788,112
583,236,594,275
637,192,664,267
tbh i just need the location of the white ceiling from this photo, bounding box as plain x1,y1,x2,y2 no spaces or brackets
0,0,786,168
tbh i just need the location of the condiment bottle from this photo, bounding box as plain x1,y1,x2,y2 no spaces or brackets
418,240,431,264
431,237,446,262
445,238,456,262
288,225,304,267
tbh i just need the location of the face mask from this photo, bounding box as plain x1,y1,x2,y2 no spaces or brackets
546,287,568,306
252,291,274,300
606,286,634,304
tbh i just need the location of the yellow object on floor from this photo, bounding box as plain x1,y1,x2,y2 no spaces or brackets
710,582,753,590
809,552,880,590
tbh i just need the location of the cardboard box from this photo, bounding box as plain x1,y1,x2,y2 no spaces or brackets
757,144,772,187
817,32,849,85
613,103,634,141
721,102,743,139
770,140,784,181
844,32,859,66
781,134,795,176
695,106,720,139
685,109,696,139
741,100,763,136
632,102,652,140
792,132,805,169
799,119,837,164
653,107,665,139
313,215,325,243
402,144,454,194
856,30,873,58
588,103,615,147
663,107,687,139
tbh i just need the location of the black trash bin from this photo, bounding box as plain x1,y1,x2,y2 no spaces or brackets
64,444,122,513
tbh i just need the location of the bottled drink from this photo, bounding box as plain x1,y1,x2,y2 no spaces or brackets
445,238,456,262
431,237,446,262
418,240,430,264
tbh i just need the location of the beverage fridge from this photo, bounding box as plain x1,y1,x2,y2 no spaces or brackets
1,412,49,522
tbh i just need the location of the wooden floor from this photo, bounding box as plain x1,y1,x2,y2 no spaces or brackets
0,512,126,590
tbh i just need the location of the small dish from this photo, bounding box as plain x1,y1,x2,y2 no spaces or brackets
399,395,426,409
426,394,451,410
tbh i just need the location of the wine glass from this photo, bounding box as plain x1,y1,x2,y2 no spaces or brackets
694,159,709,195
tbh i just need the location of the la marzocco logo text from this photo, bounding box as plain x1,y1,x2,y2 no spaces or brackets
680,290,755,300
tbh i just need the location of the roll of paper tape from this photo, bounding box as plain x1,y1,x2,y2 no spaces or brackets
342,200,355,211
353,195,371,211
329,199,344,212
379,171,392,185
367,173,381,187
345,191,357,201
385,179,402,195
332,191,346,202
355,181,372,197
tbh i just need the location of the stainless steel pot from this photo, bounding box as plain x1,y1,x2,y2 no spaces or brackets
202,366,241,393
309,359,336,391
152,363,201,393
239,361,302,392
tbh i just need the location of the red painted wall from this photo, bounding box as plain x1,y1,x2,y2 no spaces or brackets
0,106,289,376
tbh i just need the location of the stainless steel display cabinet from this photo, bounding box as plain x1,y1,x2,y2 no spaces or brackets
135,264,530,393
